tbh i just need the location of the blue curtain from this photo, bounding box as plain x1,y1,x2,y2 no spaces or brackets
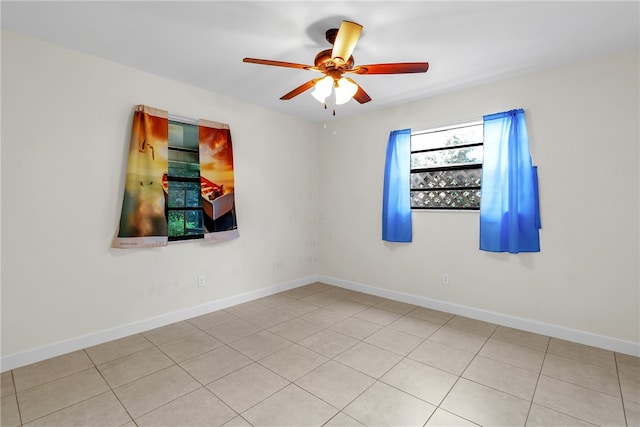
382,129,412,242
480,109,540,253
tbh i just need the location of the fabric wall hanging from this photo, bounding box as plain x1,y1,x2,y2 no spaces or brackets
112,105,239,248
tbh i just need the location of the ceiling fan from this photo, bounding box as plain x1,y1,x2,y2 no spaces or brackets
243,21,429,111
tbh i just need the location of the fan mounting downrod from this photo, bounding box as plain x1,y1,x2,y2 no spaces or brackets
325,28,339,44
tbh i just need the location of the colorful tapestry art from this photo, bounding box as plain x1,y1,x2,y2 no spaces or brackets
112,105,239,248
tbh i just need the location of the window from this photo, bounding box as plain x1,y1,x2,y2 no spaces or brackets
410,121,483,210
166,120,204,240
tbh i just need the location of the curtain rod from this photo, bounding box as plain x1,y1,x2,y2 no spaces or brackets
412,116,483,135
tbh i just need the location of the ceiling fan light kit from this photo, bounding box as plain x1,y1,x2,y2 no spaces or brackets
243,20,429,114
311,75,333,103
334,77,359,105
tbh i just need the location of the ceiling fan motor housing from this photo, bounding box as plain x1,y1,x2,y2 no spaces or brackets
314,49,354,75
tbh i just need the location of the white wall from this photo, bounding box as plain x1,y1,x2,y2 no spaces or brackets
1,30,320,362
319,49,639,350
2,30,638,368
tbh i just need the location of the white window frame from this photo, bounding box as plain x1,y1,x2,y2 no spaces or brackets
410,120,484,210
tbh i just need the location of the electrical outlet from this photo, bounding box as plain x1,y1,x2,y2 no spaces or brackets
198,275,206,287
442,273,450,285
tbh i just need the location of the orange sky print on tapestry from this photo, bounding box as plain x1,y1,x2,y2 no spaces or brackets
198,120,238,240
117,106,169,241
199,125,234,193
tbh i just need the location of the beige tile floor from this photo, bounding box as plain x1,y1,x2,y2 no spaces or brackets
2,283,639,426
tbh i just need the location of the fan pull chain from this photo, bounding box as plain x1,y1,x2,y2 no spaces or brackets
324,101,327,109
333,109,336,116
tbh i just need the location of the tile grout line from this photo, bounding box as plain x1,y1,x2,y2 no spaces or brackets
386,309,478,425
14,348,138,427
360,310,470,426
93,328,229,425
252,300,377,419
427,320,496,426
231,286,342,424
184,294,326,423
416,309,468,427
613,352,629,427
239,293,421,425
209,368,290,421
531,339,624,426
122,335,241,423
10,370,24,427
84,348,138,426
520,330,549,427
14,362,121,426
300,312,410,425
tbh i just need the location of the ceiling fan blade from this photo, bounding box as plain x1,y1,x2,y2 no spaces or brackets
345,78,372,104
280,78,322,100
349,62,429,75
331,21,363,64
243,57,317,71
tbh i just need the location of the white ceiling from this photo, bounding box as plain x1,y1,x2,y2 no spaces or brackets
2,1,638,122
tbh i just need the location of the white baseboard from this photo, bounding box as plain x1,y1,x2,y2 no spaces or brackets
0,275,319,372
319,275,640,357
3,273,637,372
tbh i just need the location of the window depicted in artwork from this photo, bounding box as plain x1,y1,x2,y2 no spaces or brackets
410,121,483,210
165,121,205,240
